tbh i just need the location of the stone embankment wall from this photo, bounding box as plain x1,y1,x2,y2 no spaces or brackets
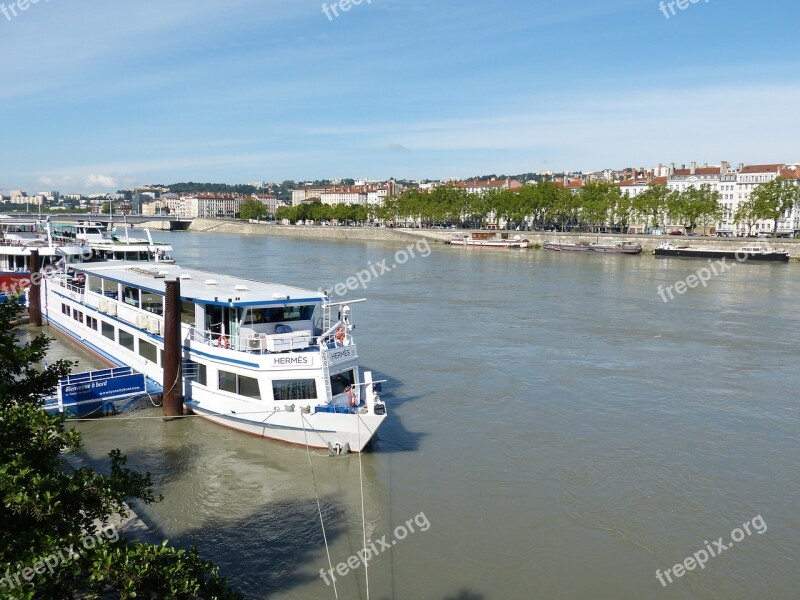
185,219,800,258
137,221,173,231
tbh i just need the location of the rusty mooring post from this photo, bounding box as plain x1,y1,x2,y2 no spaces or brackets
28,249,42,327
162,278,183,419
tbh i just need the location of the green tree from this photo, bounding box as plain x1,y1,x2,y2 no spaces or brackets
0,297,241,599
613,192,634,233
577,182,620,232
749,177,800,237
667,185,722,234
274,205,297,223
239,197,267,220
632,185,671,232
733,197,759,236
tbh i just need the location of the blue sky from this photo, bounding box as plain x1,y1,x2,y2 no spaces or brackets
1,0,798,192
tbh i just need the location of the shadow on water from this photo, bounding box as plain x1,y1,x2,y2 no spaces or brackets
169,498,347,596
443,592,486,600
364,369,427,453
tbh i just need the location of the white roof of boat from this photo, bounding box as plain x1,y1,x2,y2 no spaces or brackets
77,262,324,306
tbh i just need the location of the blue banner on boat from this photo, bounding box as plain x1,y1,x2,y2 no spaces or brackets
61,371,146,405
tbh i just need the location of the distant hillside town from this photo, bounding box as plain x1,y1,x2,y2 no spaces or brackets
2,160,799,236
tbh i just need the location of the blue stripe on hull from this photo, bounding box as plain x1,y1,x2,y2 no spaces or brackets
45,316,125,367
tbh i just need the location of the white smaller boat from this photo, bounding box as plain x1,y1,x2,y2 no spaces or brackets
449,232,530,249
52,221,175,264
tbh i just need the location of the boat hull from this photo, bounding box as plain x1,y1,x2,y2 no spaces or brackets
544,243,593,252
654,248,789,262
591,246,643,254
450,239,529,249
185,401,386,452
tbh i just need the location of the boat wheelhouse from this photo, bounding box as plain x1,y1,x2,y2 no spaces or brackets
42,262,386,452
51,222,175,264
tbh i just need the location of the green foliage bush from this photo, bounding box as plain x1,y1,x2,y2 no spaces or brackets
0,297,241,599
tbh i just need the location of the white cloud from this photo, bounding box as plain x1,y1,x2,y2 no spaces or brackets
84,175,119,189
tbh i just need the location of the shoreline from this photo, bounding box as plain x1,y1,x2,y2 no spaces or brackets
185,218,800,258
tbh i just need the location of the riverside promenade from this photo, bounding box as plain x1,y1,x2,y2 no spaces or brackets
178,218,800,258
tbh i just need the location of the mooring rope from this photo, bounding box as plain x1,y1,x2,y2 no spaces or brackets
357,414,370,600
302,413,339,600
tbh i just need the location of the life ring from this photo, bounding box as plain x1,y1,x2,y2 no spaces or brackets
217,335,229,349
335,327,345,344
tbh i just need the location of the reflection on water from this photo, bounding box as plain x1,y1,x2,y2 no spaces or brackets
33,232,800,599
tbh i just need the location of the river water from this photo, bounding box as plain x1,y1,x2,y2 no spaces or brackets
39,231,799,599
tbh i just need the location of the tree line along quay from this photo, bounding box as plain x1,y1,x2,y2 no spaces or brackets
260,179,800,237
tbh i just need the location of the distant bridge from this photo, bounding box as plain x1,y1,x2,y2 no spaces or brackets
44,214,193,231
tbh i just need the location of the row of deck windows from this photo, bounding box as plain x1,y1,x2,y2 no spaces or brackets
62,302,320,403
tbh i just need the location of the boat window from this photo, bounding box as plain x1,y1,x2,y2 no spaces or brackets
180,301,195,325
238,375,261,400
86,316,98,331
139,340,157,363
218,370,261,399
219,370,237,394
101,322,115,341
330,370,356,395
184,361,207,386
102,279,119,300
87,275,102,295
122,285,139,307
247,305,315,324
141,291,163,316
272,379,318,401
119,330,135,351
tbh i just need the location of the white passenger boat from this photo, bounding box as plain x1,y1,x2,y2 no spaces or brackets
0,218,86,296
51,221,175,264
41,262,386,452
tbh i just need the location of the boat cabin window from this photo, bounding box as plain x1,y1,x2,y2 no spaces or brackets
87,275,103,295
244,305,315,325
101,322,115,341
180,301,195,325
272,379,318,401
330,370,356,396
218,370,261,400
184,361,207,386
122,285,139,307
141,291,163,316
101,278,119,300
118,330,135,351
139,340,158,363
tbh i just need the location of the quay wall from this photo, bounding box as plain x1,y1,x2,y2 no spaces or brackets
185,219,800,258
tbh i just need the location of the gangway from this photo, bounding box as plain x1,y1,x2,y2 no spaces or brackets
43,366,163,417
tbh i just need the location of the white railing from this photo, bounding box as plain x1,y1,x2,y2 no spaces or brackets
189,327,344,355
